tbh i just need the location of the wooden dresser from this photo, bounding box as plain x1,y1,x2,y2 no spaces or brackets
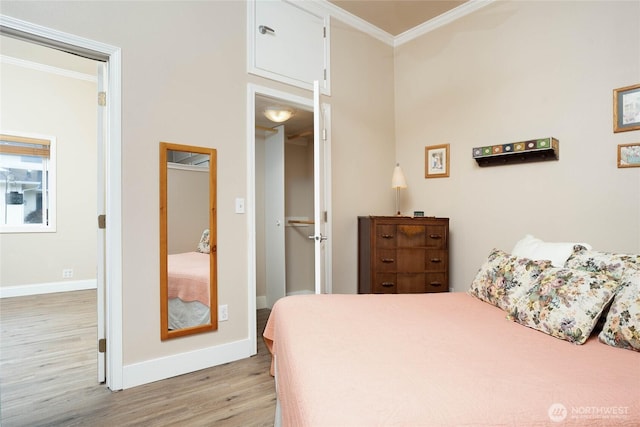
358,216,449,294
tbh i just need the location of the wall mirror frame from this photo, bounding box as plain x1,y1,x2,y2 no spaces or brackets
160,141,217,340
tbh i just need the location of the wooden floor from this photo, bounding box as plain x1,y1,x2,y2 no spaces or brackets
0,290,276,426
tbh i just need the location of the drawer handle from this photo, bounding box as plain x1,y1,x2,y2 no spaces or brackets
381,258,395,263
430,282,442,287
429,234,442,239
381,282,395,287
430,258,442,263
381,234,394,239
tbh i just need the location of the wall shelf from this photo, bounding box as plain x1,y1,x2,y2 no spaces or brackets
473,137,559,167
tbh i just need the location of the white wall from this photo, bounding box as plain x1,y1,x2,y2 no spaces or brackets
394,0,640,291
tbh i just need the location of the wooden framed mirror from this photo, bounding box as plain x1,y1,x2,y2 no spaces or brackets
160,142,217,340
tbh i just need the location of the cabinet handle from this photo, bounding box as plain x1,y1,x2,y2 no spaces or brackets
381,234,394,239
430,258,442,263
380,258,395,263
430,282,442,287
381,282,395,287
429,234,442,239
259,25,275,35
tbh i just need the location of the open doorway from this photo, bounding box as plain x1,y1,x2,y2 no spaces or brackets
0,16,123,390
0,33,100,378
254,93,316,308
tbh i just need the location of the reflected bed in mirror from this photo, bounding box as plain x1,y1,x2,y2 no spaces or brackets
160,142,217,340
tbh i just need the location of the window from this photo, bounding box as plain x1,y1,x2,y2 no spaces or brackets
0,132,56,232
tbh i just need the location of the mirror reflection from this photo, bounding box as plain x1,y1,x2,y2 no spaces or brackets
160,142,217,340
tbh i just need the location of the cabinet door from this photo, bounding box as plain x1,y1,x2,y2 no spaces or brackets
250,0,329,93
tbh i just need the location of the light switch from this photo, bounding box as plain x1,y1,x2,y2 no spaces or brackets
235,198,245,214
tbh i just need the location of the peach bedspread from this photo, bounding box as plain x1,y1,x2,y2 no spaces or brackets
263,293,640,426
167,252,210,306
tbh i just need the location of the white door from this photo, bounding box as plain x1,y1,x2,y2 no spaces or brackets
264,125,286,308
312,81,331,294
96,62,107,383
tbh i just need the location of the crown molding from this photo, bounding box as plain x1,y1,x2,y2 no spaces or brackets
316,0,395,46
314,0,494,47
394,0,495,47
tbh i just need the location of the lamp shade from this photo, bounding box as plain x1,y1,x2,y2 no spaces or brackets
391,164,407,189
263,106,295,123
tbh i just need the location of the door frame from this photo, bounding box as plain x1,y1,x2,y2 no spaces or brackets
0,15,124,390
246,83,332,352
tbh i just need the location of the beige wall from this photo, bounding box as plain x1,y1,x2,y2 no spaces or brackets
0,51,97,287
394,0,640,291
329,18,397,294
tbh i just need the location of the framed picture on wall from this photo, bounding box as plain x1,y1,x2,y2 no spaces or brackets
613,84,640,133
618,143,640,168
425,144,450,178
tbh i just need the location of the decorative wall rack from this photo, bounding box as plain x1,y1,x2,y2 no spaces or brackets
472,137,559,167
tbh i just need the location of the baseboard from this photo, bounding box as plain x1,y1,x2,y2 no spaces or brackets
122,337,255,389
0,279,97,298
256,295,267,309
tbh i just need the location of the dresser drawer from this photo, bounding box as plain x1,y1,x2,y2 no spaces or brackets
396,273,447,293
425,273,447,292
375,225,396,248
425,225,447,248
425,250,447,272
374,249,397,272
373,273,397,293
397,225,426,247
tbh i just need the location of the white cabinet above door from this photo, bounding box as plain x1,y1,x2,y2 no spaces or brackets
248,0,330,95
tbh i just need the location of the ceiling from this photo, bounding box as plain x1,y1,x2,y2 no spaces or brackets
328,0,469,36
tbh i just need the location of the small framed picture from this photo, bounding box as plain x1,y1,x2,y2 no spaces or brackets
618,143,640,168
425,144,450,178
613,84,640,133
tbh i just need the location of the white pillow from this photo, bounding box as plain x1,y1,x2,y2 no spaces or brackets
511,234,592,267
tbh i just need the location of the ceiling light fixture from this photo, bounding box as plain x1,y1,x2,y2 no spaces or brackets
263,106,295,123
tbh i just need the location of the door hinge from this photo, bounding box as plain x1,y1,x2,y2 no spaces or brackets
98,91,107,107
323,26,326,38
98,338,106,353
323,68,327,81
322,128,327,141
98,214,106,229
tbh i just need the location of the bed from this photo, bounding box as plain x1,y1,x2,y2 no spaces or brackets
263,238,640,426
167,251,210,329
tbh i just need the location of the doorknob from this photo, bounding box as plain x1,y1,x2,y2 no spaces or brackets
308,234,328,241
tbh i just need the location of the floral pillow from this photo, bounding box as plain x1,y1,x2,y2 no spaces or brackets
564,245,639,281
599,267,640,352
507,268,619,344
468,248,552,311
196,229,210,254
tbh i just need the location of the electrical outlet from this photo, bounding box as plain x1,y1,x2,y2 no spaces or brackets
219,304,228,321
62,269,73,279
